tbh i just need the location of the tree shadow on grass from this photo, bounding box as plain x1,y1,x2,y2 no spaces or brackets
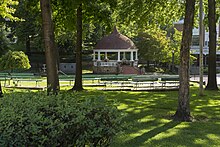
57,88,220,146
2,88,220,146
145,122,220,146
190,87,220,121
123,121,180,146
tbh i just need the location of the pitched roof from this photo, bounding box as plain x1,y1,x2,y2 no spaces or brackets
95,26,136,50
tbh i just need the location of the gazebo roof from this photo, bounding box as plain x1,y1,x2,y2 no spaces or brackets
95,26,136,50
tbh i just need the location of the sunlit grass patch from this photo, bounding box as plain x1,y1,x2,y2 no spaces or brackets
107,86,220,146
1,83,220,146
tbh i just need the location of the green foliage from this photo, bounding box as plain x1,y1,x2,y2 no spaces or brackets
169,28,182,64
116,0,184,30
134,27,196,66
0,50,31,71
134,28,176,63
53,0,112,31
0,0,19,20
83,23,110,50
0,92,123,146
7,0,43,52
56,31,76,54
144,66,165,73
0,25,12,56
217,1,220,20
53,0,116,46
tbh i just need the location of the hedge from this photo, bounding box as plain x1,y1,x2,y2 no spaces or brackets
0,92,123,146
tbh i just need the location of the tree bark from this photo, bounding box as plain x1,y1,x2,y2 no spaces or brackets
40,0,60,94
26,36,31,55
205,0,218,90
0,82,3,97
72,4,83,91
173,0,195,122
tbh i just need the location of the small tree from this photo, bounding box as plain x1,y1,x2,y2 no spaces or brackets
0,50,31,72
134,29,176,66
0,50,31,97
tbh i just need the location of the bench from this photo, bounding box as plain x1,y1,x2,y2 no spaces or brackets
101,77,129,81
160,77,179,88
5,86,46,90
59,75,74,86
6,73,42,87
13,78,43,87
0,73,11,86
82,77,101,83
101,77,130,87
132,77,158,89
59,79,74,86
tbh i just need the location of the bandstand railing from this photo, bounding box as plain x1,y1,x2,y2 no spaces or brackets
94,61,117,67
93,60,138,67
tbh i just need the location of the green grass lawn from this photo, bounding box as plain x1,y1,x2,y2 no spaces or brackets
2,84,220,146
65,86,220,147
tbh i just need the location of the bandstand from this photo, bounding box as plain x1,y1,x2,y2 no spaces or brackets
93,27,139,74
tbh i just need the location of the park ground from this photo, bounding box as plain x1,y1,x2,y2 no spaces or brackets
106,85,220,146
2,82,220,146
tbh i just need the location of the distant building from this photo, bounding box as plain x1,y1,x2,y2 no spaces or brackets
59,63,76,74
174,19,220,74
41,63,76,74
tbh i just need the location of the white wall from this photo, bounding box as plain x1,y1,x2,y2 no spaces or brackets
59,63,76,74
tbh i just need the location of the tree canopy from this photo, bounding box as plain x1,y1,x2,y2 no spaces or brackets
0,25,12,56
9,0,42,53
0,50,30,71
0,0,19,20
134,28,181,64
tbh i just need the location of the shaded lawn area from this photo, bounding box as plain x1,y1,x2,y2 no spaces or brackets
2,85,220,146
74,86,220,147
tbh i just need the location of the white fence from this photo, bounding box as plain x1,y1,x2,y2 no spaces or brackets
94,62,117,67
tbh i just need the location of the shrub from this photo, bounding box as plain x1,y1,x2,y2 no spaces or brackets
0,92,122,146
0,50,31,71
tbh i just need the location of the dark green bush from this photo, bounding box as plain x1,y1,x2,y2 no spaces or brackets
0,92,122,146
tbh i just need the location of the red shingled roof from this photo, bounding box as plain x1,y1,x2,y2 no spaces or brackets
95,26,136,50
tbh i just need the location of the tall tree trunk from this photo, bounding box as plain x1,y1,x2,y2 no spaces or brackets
26,36,31,55
219,20,220,37
0,82,3,97
40,0,60,94
199,0,204,96
205,0,218,90
72,4,83,91
173,0,195,121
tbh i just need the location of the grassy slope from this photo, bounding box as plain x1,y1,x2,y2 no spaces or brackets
76,86,220,147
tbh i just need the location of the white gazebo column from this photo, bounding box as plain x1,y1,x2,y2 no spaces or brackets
135,51,138,60
93,51,96,61
123,52,126,59
105,52,108,59
98,51,101,61
117,51,121,61
130,51,134,61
